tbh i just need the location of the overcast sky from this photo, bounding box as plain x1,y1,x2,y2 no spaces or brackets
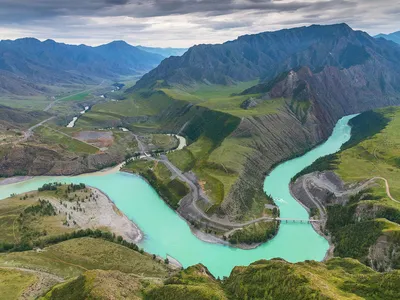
0,0,399,48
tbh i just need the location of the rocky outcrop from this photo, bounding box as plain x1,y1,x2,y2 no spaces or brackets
368,233,400,271
240,97,259,109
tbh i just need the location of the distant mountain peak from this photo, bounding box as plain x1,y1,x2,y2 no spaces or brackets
136,45,188,58
375,31,400,45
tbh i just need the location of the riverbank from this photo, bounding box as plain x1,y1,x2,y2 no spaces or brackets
289,181,335,261
0,176,33,186
57,186,143,244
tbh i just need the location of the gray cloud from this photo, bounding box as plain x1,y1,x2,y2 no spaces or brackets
0,0,398,47
0,0,352,21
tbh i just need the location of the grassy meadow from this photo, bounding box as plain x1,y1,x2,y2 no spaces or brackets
35,126,99,154
0,268,37,300
336,107,400,208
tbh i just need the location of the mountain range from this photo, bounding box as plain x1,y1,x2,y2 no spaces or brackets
375,31,400,44
136,45,187,58
135,24,400,89
0,39,165,96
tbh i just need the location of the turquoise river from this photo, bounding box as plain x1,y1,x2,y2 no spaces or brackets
0,114,356,277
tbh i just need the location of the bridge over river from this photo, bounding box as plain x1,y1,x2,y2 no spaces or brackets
275,218,321,224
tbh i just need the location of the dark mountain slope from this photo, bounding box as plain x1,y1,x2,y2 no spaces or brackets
135,23,400,89
0,104,49,125
0,38,164,96
376,31,400,44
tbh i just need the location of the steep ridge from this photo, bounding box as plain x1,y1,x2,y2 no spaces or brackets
135,23,400,89
0,38,164,96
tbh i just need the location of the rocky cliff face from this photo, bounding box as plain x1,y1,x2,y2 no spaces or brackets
221,107,326,219
221,58,400,219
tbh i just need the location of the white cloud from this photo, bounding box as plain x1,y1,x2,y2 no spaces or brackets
0,0,398,47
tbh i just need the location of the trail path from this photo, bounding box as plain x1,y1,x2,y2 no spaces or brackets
43,80,105,112
0,116,55,146
299,174,399,222
372,177,399,203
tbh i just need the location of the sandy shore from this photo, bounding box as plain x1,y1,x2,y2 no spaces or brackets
0,176,33,186
49,187,143,244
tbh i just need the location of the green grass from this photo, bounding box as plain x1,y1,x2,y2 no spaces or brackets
40,269,152,300
207,137,253,174
150,134,178,150
144,264,227,300
35,126,98,154
0,187,95,246
76,91,177,129
228,221,278,245
147,258,400,300
194,168,225,206
161,81,285,117
167,149,195,172
336,107,400,205
123,160,190,209
0,95,51,111
0,268,37,300
199,96,285,117
189,81,259,100
60,92,90,102
0,237,170,280
90,92,174,118
171,136,257,210
0,196,38,244
224,258,400,300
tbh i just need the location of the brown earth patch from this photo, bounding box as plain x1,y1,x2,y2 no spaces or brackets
74,131,114,148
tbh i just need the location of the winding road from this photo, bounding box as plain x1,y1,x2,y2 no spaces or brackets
299,174,399,222
152,155,313,232
373,177,399,203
